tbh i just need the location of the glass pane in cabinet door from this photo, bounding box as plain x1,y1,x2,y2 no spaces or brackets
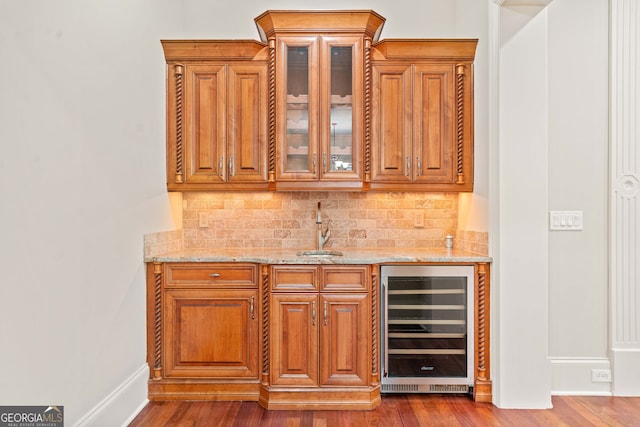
286,46,310,172
329,46,353,172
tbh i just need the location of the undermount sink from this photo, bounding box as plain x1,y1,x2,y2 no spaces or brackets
296,250,344,257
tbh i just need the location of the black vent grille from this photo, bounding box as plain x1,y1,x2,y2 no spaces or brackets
381,383,469,394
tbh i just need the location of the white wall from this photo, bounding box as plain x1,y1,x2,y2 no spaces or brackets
0,1,181,425
547,0,610,394
496,4,552,408
493,0,611,405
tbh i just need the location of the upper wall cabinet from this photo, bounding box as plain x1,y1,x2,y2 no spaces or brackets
162,41,270,191
369,40,477,191
161,11,477,192
255,10,385,191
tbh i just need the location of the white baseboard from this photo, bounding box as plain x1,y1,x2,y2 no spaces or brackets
612,348,640,396
550,357,612,396
73,364,149,427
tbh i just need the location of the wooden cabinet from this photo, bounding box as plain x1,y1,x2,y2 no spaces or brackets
163,288,259,379
275,35,362,185
255,10,384,191
162,41,270,191
146,262,261,400
263,265,377,409
161,12,476,192
146,260,491,405
370,40,477,191
319,293,370,386
270,292,319,386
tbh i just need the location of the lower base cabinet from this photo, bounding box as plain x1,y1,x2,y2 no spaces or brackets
259,265,379,410
163,289,259,379
146,262,261,401
269,293,369,387
146,261,491,407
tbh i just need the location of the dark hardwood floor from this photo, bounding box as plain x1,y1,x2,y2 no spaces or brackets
129,394,640,426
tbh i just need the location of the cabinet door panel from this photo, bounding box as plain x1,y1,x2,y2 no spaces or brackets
164,289,259,378
320,293,369,386
270,293,319,386
319,36,363,181
184,64,227,183
370,64,412,183
413,64,454,183
228,64,268,183
277,37,319,180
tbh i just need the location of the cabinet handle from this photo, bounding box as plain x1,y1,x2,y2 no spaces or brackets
219,156,224,175
312,301,316,326
313,153,317,175
323,155,327,173
250,296,255,320
209,273,221,278
323,301,328,325
416,156,421,176
229,155,234,177
406,157,410,176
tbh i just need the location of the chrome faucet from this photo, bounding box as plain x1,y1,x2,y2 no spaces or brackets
316,202,331,250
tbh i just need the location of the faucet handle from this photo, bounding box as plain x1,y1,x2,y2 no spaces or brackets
322,219,332,238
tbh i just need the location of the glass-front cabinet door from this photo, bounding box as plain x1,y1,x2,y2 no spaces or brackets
277,35,363,186
279,37,318,180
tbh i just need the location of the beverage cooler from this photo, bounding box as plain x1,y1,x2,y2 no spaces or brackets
380,265,474,394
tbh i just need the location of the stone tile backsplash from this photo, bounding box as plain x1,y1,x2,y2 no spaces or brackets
175,192,486,254
455,229,489,255
143,192,489,257
144,229,183,257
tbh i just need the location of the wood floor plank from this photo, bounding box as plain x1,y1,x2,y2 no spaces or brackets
230,401,266,427
128,395,640,426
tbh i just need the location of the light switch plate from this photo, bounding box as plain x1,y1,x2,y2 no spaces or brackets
549,211,583,230
198,212,210,228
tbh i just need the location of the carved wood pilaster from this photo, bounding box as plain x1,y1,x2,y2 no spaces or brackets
455,64,466,185
370,265,379,383
268,39,276,183
474,262,492,402
174,64,184,184
261,265,270,383
153,262,163,380
364,39,372,183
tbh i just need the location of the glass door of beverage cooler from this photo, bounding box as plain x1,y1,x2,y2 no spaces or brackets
381,265,474,391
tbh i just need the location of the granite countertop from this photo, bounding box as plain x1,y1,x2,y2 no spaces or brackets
145,247,492,264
